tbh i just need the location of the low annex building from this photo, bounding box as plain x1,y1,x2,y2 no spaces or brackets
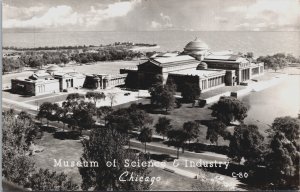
11,65,126,96
83,74,127,90
11,69,60,96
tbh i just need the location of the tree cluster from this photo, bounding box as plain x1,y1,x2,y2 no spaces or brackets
2,110,78,191
71,47,143,64
80,104,153,190
155,117,200,159
210,96,249,125
149,76,177,112
257,53,293,71
228,116,300,189
37,92,108,133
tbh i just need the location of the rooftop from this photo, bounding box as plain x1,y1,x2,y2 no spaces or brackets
204,53,250,64
169,68,225,78
151,55,195,64
14,77,58,84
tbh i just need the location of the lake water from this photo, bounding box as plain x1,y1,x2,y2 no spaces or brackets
243,74,300,127
3,31,300,57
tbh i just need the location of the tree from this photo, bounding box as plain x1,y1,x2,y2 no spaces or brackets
79,127,151,190
148,76,176,112
183,121,200,144
127,104,153,130
160,88,176,112
107,92,117,107
96,106,113,124
2,110,36,186
18,111,33,120
181,82,201,104
73,102,96,133
211,97,249,125
264,117,300,187
37,102,55,127
167,129,189,158
86,91,106,105
264,132,299,188
246,52,254,59
54,106,67,130
66,93,84,102
228,124,264,166
269,116,300,142
155,117,172,140
206,120,228,146
26,169,78,191
138,127,153,153
257,53,288,72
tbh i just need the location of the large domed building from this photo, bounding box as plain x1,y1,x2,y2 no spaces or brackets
122,38,265,93
182,37,209,60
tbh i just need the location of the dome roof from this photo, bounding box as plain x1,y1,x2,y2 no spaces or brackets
34,69,46,74
46,65,62,72
184,37,209,51
197,62,208,70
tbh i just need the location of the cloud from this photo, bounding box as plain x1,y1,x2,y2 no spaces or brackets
226,0,300,31
214,16,228,23
4,5,81,28
151,21,162,29
150,12,173,29
3,3,45,20
85,0,141,26
3,0,141,29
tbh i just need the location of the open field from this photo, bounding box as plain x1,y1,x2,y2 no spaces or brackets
62,60,140,75
32,131,83,185
2,60,140,86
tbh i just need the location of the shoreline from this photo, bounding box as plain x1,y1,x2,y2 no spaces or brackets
203,72,291,104
129,45,160,51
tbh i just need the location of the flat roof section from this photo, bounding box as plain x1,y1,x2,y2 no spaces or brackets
169,68,225,78
152,55,196,64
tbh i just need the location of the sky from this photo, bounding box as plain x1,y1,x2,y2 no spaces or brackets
2,0,300,32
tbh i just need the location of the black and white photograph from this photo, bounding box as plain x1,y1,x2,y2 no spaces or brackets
1,0,300,191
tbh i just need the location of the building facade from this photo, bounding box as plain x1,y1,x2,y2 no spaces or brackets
83,74,127,90
11,70,60,96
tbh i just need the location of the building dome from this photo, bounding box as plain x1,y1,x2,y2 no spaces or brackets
46,65,62,73
184,37,209,51
197,62,208,70
34,69,46,74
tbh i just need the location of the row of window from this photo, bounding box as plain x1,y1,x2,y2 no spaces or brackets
201,76,225,90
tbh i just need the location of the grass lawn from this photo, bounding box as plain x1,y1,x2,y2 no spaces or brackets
142,102,229,146
32,131,83,185
149,167,198,191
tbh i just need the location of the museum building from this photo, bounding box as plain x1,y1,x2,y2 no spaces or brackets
122,38,264,92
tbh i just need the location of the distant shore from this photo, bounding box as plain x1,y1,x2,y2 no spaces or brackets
129,45,160,51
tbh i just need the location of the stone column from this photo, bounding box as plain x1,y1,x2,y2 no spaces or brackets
249,68,252,80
